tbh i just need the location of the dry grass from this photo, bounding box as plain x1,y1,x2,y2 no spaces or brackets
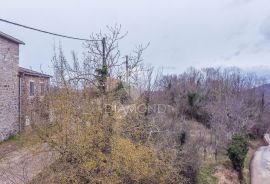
198,138,264,184
0,131,41,160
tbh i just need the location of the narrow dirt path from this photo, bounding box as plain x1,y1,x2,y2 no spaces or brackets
0,143,57,184
251,134,270,184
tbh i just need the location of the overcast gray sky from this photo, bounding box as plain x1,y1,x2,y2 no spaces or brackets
1,0,270,77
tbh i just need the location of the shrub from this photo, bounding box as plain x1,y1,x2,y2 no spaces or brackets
227,134,248,183
178,130,187,146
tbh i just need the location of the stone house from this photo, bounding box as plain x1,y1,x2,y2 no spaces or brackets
18,67,51,131
0,31,50,141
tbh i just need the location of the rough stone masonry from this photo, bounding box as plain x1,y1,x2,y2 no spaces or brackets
0,35,21,141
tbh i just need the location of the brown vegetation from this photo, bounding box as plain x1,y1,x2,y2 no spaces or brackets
22,26,270,184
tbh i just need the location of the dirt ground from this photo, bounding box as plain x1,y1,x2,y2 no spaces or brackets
0,142,21,159
214,165,239,184
0,133,58,184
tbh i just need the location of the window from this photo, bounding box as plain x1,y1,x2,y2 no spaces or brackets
29,81,35,96
40,83,45,96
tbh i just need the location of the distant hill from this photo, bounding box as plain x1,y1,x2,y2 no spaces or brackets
262,84,270,105
252,83,270,108
257,84,270,105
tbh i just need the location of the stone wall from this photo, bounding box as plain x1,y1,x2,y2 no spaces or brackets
20,75,50,129
0,37,19,141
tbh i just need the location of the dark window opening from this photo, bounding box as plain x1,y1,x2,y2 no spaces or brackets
40,83,45,96
30,82,35,96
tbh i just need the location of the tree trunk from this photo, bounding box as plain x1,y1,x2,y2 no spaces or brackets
238,169,245,184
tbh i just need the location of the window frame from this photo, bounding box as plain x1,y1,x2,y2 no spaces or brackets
29,81,35,97
40,82,45,96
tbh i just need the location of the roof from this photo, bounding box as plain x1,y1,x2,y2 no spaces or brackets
0,31,25,45
19,67,51,78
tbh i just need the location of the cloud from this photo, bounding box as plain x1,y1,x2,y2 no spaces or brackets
233,0,252,4
223,13,270,63
1,0,270,73
225,0,253,8
260,16,270,40
222,45,247,61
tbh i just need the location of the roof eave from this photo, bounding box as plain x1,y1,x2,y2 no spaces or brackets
18,67,52,78
19,72,51,78
18,71,51,78
0,31,25,45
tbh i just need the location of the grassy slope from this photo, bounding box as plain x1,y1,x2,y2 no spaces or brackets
198,163,218,184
